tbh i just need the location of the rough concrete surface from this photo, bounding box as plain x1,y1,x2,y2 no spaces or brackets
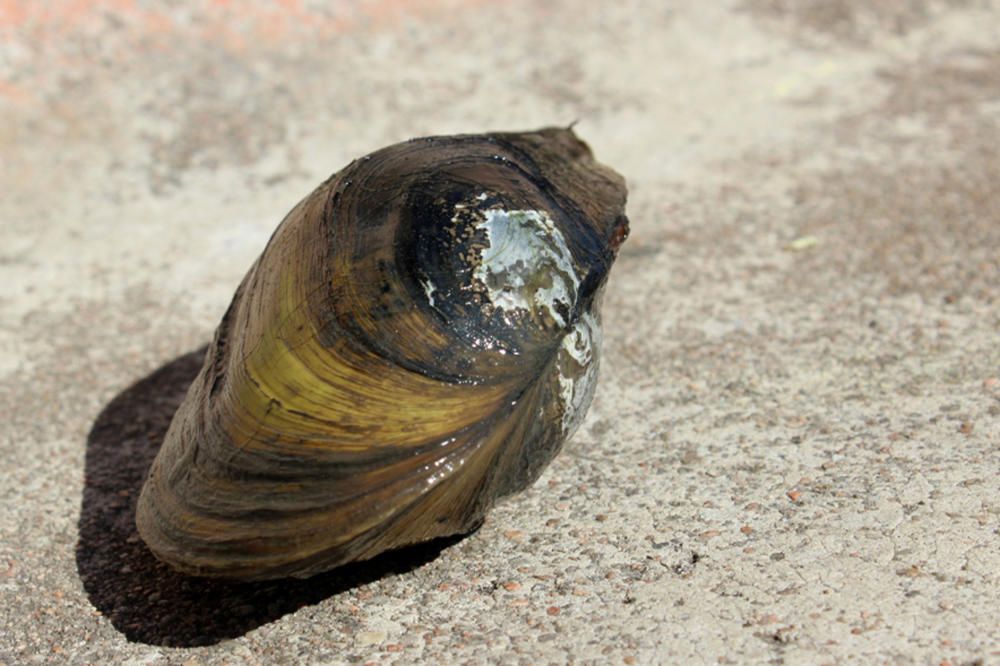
1,1,999,664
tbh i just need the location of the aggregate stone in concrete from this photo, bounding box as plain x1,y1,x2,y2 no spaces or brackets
1,1,998,664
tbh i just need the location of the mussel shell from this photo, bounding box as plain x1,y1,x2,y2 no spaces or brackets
136,127,628,580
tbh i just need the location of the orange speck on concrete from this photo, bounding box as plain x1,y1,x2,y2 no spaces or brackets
141,10,174,38
108,0,138,15
0,0,30,28
59,0,95,26
0,78,29,103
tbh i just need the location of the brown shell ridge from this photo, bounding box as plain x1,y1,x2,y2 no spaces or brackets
144,371,532,565
137,375,549,579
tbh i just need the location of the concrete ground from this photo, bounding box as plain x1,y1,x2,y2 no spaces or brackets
2,1,999,663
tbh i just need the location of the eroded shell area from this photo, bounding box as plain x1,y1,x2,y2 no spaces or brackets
422,191,581,329
425,191,605,435
472,206,579,328
440,192,604,434
556,311,603,436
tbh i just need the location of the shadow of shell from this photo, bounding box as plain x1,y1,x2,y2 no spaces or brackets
75,348,468,647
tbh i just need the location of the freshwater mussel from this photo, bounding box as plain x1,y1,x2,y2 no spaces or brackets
136,127,629,580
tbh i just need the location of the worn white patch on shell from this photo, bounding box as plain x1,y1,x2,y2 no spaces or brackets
420,276,437,308
472,209,579,326
556,312,602,436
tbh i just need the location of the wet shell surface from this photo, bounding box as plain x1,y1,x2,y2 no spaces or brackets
135,127,629,580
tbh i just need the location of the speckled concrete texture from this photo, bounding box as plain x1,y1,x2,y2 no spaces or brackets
2,1,999,664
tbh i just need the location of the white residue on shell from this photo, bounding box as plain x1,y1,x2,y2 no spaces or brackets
471,208,579,326
556,311,602,435
420,275,437,308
